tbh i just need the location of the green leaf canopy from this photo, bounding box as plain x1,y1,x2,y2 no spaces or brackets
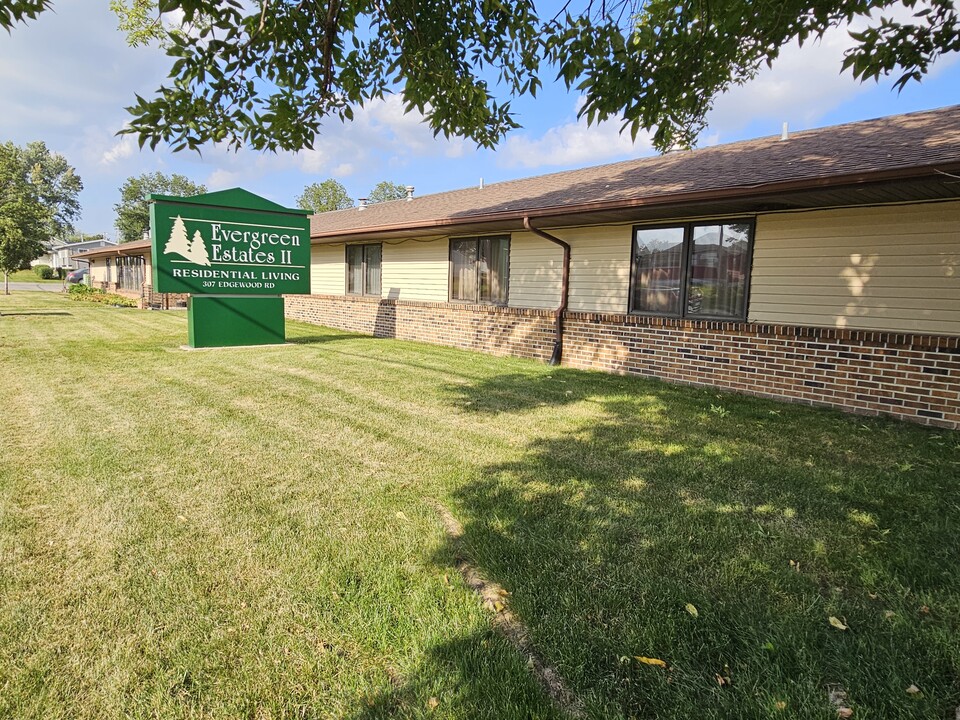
5,1,957,153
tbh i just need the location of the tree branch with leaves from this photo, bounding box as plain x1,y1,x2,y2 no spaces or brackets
4,1,957,154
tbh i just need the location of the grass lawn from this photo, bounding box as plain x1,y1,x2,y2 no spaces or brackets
1,292,958,719
4,269,64,283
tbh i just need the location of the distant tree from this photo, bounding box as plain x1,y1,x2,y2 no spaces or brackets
296,180,354,213
0,143,47,294
65,233,105,244
115,172,206,243
21,141,83,238
367,181,408,204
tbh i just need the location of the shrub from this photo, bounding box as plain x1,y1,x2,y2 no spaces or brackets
68,284,137,308
56,267,68,280
33,265,54,280
68,284,99,298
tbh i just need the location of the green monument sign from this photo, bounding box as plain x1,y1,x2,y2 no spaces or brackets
150,188,311,348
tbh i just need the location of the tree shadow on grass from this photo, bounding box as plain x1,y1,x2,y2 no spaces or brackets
0,311,72,316
429,369,960,719
286,330,371,345
348,630,566,720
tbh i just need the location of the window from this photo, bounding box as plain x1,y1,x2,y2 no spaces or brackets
346,243,382,296
449,235,509,305
631,220,753,319
116,255,144,291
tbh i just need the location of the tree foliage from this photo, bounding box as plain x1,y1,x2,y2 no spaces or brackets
367,181,407,204
0,0,51,30
65,233,106,244
4,1,957,153
0,143,49,293
296,180,354,213
20,141,83,238
550,0,960,150
115,172,206,243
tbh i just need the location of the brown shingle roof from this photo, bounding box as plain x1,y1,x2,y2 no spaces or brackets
310,104,960,239
74,238,151,260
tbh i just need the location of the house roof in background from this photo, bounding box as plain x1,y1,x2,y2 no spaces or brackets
74,238,149,260
63,238,117,250
309,104,960,241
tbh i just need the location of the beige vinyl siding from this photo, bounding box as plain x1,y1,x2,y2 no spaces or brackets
507,231,563,309
89,259,108,284
381,238,448,302
564,224,633,314
750,201,960,334
310,243,345,295
143,253,152,286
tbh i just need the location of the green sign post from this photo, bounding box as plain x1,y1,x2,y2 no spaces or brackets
150,189,311,348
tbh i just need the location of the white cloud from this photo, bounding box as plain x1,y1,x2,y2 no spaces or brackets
273,95,470,178
206,168,244,190
707,29,867,137
707,2,959,139
100,135,137,165
498,110,653,169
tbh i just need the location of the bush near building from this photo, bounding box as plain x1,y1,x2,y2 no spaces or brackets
67,283,136,307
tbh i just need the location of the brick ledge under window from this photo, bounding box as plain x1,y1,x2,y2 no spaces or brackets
285,293,556,318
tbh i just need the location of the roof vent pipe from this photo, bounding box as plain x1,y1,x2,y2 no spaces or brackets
479,177,484,190
405,186,414,201
781,122,789,141
358,198,367,211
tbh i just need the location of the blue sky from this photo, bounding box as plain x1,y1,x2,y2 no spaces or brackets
1,1,957,237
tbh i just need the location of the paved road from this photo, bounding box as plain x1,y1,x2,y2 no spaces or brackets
3,282,68,293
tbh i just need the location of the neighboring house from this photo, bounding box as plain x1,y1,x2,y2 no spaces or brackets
30,239,67,269
33,238,116,269
284,105,960,429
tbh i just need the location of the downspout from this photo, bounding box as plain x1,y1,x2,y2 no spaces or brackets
523,217,570,366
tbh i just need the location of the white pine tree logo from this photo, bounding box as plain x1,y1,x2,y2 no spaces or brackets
189,230,210,266
163,215,211,266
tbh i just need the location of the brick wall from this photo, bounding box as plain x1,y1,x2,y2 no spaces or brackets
562,314,959,429
284,294,959,429
142,285,190,310
284,294,557,361
99,281,140,299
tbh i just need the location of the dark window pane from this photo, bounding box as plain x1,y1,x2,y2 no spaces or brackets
346,245,363,295
364,244,382,296
632,227,685,314
450,239,477,302
687,223,749,317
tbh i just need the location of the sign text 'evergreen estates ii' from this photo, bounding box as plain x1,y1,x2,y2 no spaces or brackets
150,190,311,296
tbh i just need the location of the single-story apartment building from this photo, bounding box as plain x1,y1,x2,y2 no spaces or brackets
287,105,960,429
77,105,959,429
